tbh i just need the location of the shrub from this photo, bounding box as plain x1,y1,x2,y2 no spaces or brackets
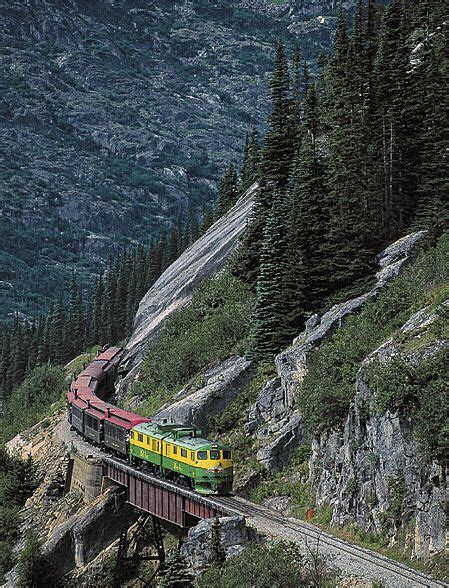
0,364,66,444
197,540,333,588
16,531,51,588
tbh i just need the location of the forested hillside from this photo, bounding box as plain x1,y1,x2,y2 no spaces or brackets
228,0,448,360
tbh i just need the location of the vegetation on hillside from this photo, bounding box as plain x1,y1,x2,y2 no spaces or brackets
131,273,253,415
298,234,448,439
0,210,215,412
227,0,447,360
0,448,38,583
197,540,335,588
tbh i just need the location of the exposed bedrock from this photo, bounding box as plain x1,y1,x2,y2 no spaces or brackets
246,231,427,474
310,302,448,559
4,488,138,587
154,356,253,432
117,185,256,398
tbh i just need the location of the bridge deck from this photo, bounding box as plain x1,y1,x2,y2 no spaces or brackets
103,457,239,528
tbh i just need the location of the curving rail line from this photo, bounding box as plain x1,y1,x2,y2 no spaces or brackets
212,496,448,588
67,347,447,588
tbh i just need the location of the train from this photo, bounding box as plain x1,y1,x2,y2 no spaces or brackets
66,347,233,495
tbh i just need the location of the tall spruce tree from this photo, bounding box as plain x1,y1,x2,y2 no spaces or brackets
413,7,449,228
158,549,193,588
284,83,329,336
208,517,226,569
324,7,376,293
236,43,294,286
251,190,290,360
216,164,239,217
240,128,261,193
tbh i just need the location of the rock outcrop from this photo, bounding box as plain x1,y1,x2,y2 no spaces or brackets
155,356,253,432
310,301,448,559
181,516,255,573
246,231,427,473
117,186,256,397
3,412,139,586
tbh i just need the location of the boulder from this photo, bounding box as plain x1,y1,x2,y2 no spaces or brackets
181,516,255,573
155,356,253,431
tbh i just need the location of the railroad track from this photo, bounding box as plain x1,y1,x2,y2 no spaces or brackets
211,496,448,588
65,420,447,587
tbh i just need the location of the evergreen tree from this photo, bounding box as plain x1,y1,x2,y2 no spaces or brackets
91,274,104,346
158,549,193,588
200,203,215,234
413,10,449,228
240,128,261,193
216,164,239,217
261,42,295,191
16,531,50,588
284,83,329,336
236,44,294,287
102,270,117,345
187,208,200,245
208,517,226,569
67,273,85,358
251,190,290,360
3,454,37,506
324,7,376,293
50,294,66,364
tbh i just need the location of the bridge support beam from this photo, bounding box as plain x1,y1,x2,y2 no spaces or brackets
103,458,231,528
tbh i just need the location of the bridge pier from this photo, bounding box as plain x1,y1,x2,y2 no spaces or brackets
68,453,105,502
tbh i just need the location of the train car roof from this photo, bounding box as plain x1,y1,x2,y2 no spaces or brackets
96,347,123,362
71,396,89,410
104,407,149,430
70,385,94,396
91,359,109,369
78,366,105,381
131,422,229,451
73,375,96,389
85,400,108,419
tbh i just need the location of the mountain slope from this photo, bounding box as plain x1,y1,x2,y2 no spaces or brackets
0,0,355,323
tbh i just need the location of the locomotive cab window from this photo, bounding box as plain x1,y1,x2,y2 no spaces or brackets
197,451,207,460
223,450,231,459
130,431,134,440
191,452,195,460
181,448,187,458
210,450,220,460
173,446,177,455
138,433,143,443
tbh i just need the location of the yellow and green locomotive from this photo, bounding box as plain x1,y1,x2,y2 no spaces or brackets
129,422,233,495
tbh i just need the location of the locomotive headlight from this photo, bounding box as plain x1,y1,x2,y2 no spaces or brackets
207,467,223,474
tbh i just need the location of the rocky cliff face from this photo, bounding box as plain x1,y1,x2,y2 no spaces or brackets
310,302,448,559
241,230,447,560
117,184,256,396
0,0,354,323
245,232,427,474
